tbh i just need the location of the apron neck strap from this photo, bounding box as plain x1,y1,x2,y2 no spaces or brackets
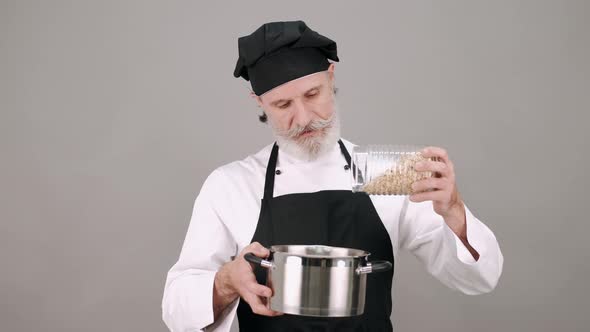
263,143,280,200
338,139,352,167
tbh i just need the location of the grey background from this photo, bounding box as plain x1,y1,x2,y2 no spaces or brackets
1,1,589,331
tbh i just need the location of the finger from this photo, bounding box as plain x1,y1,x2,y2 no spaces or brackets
409,189,449,203
414,160,450,177
420,146,451,165
421,147,455,174
248,282,273,298
243,242,270,258
238,259,261,276
412,178,448,193
242,292,283,316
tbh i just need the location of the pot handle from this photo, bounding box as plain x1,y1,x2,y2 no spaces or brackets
356,260,392,275
244,252,273,269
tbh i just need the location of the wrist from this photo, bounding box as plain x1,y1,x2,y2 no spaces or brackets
444,202,467,239
214,263,238,299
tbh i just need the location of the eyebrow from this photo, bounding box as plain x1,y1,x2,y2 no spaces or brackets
270,84,323,107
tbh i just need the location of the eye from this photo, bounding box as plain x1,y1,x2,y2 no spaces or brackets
306,90,319,98
278,101,291,109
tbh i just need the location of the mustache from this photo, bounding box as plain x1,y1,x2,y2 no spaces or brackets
277,116,334,139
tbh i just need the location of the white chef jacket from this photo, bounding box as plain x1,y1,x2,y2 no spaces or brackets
161,138,504,332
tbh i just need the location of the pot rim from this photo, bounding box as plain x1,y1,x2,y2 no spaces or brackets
269,244,370,259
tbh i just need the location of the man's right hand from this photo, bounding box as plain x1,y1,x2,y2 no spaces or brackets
213,242,283,319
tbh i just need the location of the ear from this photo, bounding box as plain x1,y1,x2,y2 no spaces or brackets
328,63,335,76
249,90,263,108
327,63,335,85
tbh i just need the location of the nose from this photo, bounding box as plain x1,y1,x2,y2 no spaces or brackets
292,99,313,128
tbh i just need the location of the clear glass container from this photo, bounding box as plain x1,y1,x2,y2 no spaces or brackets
351,145,434,195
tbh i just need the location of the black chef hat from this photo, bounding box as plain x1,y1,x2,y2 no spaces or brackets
233,20,339,96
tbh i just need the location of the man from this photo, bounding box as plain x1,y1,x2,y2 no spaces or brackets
162,20,503,332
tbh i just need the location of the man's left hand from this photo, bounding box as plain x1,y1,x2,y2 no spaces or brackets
409,146,468,241
409,146,480,260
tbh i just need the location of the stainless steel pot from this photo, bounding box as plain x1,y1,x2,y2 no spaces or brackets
244,244,392,317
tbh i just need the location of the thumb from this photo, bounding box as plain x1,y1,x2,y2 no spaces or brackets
246,242,270,258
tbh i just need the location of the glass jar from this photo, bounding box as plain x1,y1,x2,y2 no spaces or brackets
351,145,434,195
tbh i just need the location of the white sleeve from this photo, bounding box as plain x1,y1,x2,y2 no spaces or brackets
162,169,239,332
398,198,504,295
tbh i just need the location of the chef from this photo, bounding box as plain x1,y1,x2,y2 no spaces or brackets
161,20,504,332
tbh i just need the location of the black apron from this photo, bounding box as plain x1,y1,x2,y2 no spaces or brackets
236,140,395,332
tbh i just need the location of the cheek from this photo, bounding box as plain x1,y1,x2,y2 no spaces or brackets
315,103,334,119
267,111,292,130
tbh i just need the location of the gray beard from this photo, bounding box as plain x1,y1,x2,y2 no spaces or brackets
271,106,342,162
